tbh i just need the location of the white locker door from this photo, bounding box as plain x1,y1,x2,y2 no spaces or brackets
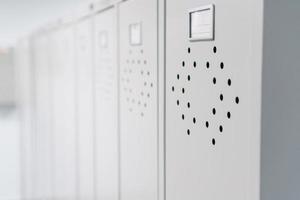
94,7,119,200
119,0,159,199
15,39,35,200
32,34,53,199
51,26,77,199
166,1,261,200
75,17,95,200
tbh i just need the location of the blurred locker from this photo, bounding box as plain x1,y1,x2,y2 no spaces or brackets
15,38,35,200
32,32,53,199
51,23,77,199
119,0,159,199
75,7,95,200
93,3,119,200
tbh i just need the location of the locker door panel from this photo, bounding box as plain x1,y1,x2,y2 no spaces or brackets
94,8,119,200
119,0,158,199
32,35,53,199
51,26,77,199
166,0,261,200
75,17,95,200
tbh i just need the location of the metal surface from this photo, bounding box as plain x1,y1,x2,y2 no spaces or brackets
75,17,95,200
94,6,119,200
119,0,159,199
165,0,262,200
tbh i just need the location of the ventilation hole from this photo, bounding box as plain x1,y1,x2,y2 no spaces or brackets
212,138,216,145
193,62,197,68
176,100,179,106
220,62,224,69
144,82,147,86
138,101,141,105
140,49,144,54
213,46,217,53
141,92,144,96
212,108,216,115
228,79,232,86
144,60,147,64
219,125,223,133
187,129,190,135
141,112,144,117
220,94,224,101
227,112,231,119
182,88,185,94
147,71,150,76
193,117,196,124
182,114,185,120
177,74,180,80
235,97,240,104
144,103,147,107
187,102,190,108
150,83,153,87
206,62,210,68
205,121,209,128
147,93,150,98
182,61,185,67
141,70,144,75
213,77,216,84
188,47,191,53
187,75,191,81
137,60,141,64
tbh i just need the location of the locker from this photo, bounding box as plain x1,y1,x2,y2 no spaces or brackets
75,14,95,200
31,33,53,199
166,0,300,200
15,39,35,200
93,4,119,200
119,0,159,199
51,24,77,199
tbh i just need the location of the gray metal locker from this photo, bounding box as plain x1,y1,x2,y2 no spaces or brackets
15,38,35,200
75,14,95,200
32,32,53,200
93,3,119,200
119,0,159,199
51,24,77,199
166,0,300,200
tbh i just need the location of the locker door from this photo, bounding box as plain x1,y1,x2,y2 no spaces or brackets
166,1,261,200
15,39,35,200
75,17,95,200
32,34,53,199
119,0,159,199
94,7,119,200
51,26,77,199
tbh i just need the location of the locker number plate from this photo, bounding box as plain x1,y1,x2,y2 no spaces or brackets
189,4,215,41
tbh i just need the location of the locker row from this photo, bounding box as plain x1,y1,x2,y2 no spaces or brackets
14,0,300,200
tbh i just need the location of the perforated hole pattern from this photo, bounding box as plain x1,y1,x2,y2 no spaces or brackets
171,46,240,146
121,48,153,117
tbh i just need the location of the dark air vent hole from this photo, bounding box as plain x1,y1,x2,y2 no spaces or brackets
187,129,190,135
213,77,216,84
228,79,232,86
235,97,240,104
205,121,209,128
220,62,224,69
213,46,217,53
176,100,179,105
219,125,223,133
182,88,185,94
212,108,216,115
177,74,180,80
212,138,216,145
206,62,210,69
188,47,191,53
182,61,185,67
193,117,196,124
193,62,197,68
187,75,191,81
220,94,224,101
227,112,231,119
187,102,190,108
182,114,185,120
